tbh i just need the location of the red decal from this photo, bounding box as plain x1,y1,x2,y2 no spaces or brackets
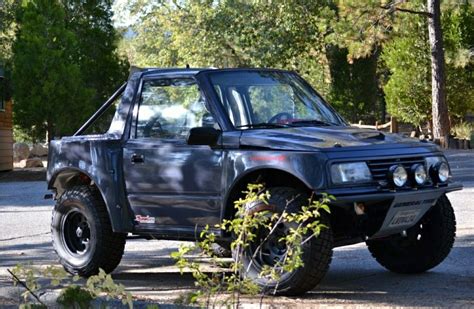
250,155,286,162
135,215,155,224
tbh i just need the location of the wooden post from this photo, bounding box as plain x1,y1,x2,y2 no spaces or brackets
375,121,380,130
0,99,13,171
390,117,398,133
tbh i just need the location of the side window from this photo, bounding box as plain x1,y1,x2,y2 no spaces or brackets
136,78,218,139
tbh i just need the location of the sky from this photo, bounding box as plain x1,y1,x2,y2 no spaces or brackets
112,0,137,28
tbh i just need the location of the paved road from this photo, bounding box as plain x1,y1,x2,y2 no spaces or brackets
0,151,473,307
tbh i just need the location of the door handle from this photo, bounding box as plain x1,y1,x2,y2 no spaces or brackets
131,153,144,164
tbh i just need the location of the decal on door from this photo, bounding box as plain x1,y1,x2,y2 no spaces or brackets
135,215,155,224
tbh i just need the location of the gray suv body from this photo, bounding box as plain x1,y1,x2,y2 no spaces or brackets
47,68,462,295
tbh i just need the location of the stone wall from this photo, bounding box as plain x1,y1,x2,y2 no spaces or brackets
0,99,13,171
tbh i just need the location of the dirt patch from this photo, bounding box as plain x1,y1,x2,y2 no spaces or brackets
0,168,46,182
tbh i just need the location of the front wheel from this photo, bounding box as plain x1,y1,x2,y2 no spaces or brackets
367,194,456,274
51,186,126,276
236,187,333,296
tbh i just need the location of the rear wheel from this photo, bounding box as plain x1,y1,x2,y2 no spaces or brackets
236,187,333,296
51,186,126,276
367,194,456,273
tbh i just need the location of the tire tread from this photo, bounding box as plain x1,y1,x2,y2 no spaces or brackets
51,185,126,276
367,195,456,274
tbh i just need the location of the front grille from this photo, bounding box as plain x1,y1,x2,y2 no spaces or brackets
367,156,425,186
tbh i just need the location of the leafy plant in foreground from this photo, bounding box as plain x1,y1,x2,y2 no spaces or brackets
10,265,132,308
171,183,332,307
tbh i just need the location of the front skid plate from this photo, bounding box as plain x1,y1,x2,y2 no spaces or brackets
370,190,444,239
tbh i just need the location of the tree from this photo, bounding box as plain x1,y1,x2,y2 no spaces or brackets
378,1,473,131
332,0,473,144
442,1,474,121
62,0,129,108
0,0,18,60
122,1,337,84
427,0,449,142
0,0,20,96
12,0,94,142
381,12,431,128
326,47,382,123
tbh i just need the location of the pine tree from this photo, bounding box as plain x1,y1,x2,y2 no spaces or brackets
62,0,129,108
12,0,94,142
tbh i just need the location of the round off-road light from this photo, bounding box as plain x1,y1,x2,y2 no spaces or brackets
411,164,427,185
389,165,408,187
437,162,450,183
429,161,450,184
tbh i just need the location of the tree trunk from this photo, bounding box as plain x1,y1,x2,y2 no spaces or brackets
47,121,53,143
427,0,450,145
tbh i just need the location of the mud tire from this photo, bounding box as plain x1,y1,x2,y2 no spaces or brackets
367,194,456,274
236,187,333,296
51,186,126,276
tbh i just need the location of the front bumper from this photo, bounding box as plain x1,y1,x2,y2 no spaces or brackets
329,182,463,239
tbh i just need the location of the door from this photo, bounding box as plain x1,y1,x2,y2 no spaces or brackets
123,76,223,231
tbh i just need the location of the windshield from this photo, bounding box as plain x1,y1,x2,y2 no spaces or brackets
207,70,345,129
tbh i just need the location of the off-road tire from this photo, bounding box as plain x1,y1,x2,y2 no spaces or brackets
51,186,126,276
236,187,333,296
367,194,456,274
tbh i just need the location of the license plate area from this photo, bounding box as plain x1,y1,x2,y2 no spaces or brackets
389,209,421,227
370,190,443,239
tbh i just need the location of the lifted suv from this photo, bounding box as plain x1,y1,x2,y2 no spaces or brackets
47,68,462,295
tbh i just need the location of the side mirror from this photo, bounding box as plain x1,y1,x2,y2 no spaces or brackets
187,127,221,146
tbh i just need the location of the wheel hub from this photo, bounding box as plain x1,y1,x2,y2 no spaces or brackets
253,222,289,267
76,227,83,238
62,210,91,256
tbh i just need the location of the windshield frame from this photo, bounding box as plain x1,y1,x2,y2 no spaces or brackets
198,69,347,131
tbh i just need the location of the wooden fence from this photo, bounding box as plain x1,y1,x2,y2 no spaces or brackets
351,117,399,133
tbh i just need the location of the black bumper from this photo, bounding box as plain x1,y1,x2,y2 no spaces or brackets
326,182,463,238
328,182,463,206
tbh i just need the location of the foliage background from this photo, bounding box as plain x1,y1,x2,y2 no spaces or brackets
1,0,473,141
1,0,128,142
117,0,473,128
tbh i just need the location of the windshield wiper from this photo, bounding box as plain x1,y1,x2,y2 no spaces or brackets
288,119,337,127
235,122,288,129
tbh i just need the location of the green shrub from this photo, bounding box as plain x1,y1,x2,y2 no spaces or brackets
171,183,332,307
452,121,473,139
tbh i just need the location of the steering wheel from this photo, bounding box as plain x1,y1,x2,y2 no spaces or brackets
268,112,292,124
143,116,164,137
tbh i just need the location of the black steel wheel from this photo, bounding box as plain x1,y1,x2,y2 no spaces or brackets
51,186,126,276
367,194,456,274
250,221,291,270
235,187,333,296
62,210,91,256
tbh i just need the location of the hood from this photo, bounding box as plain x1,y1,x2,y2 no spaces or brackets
239,126,432,152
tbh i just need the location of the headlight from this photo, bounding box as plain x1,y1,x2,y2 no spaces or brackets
425,156,450,184
389,165,408,187
411,164,427,185
331,162,372,184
